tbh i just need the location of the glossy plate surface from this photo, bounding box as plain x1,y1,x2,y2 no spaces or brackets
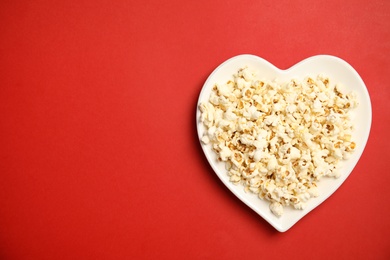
196,54,372,232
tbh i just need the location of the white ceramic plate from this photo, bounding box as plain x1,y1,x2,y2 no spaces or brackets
196,54,372,232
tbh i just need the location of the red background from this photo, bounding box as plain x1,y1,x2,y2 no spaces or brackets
1,0,389,259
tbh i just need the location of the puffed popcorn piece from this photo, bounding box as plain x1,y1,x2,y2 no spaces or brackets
270,201,284,217
219,145,232,161
201,135,210,145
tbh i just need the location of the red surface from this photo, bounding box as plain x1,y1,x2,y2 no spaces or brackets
1,0,389,259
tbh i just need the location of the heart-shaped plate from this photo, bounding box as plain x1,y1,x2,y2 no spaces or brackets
196,54,372,232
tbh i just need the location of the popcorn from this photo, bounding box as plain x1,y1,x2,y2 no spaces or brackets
201,135,210,145
270,201,284,217
199,67,358,217
219,145,232,161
